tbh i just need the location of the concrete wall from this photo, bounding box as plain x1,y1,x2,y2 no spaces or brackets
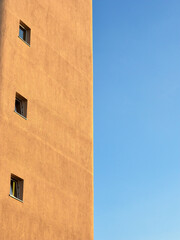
0,0,93,239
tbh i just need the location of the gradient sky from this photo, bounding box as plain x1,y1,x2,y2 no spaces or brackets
93,1,180,239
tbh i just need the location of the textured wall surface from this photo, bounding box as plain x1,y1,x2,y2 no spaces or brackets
0,0,93,239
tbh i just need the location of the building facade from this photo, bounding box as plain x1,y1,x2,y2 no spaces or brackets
0,0,93,239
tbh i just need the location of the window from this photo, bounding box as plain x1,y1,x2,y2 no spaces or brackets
19,21,31,45
15,92,28,119
10,174,24,202
19,25,26,41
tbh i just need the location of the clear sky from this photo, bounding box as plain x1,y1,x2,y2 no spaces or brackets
93,1,180,239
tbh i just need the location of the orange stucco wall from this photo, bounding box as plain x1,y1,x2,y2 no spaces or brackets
0,0,93,239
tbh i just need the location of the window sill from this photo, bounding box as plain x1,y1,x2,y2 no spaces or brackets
18,36,30,47
9,194,23,203
14,110,27,120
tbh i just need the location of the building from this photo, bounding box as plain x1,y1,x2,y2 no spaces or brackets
0,0,93,239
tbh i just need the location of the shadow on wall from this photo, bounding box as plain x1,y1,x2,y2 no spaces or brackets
0,0,5,107
0,0,4,49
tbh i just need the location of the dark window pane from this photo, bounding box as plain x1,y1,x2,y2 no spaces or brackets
19,26,26,41
15,99,21,114
10,179,17,197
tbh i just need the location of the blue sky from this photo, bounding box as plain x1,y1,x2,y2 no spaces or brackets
93,1,180,239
